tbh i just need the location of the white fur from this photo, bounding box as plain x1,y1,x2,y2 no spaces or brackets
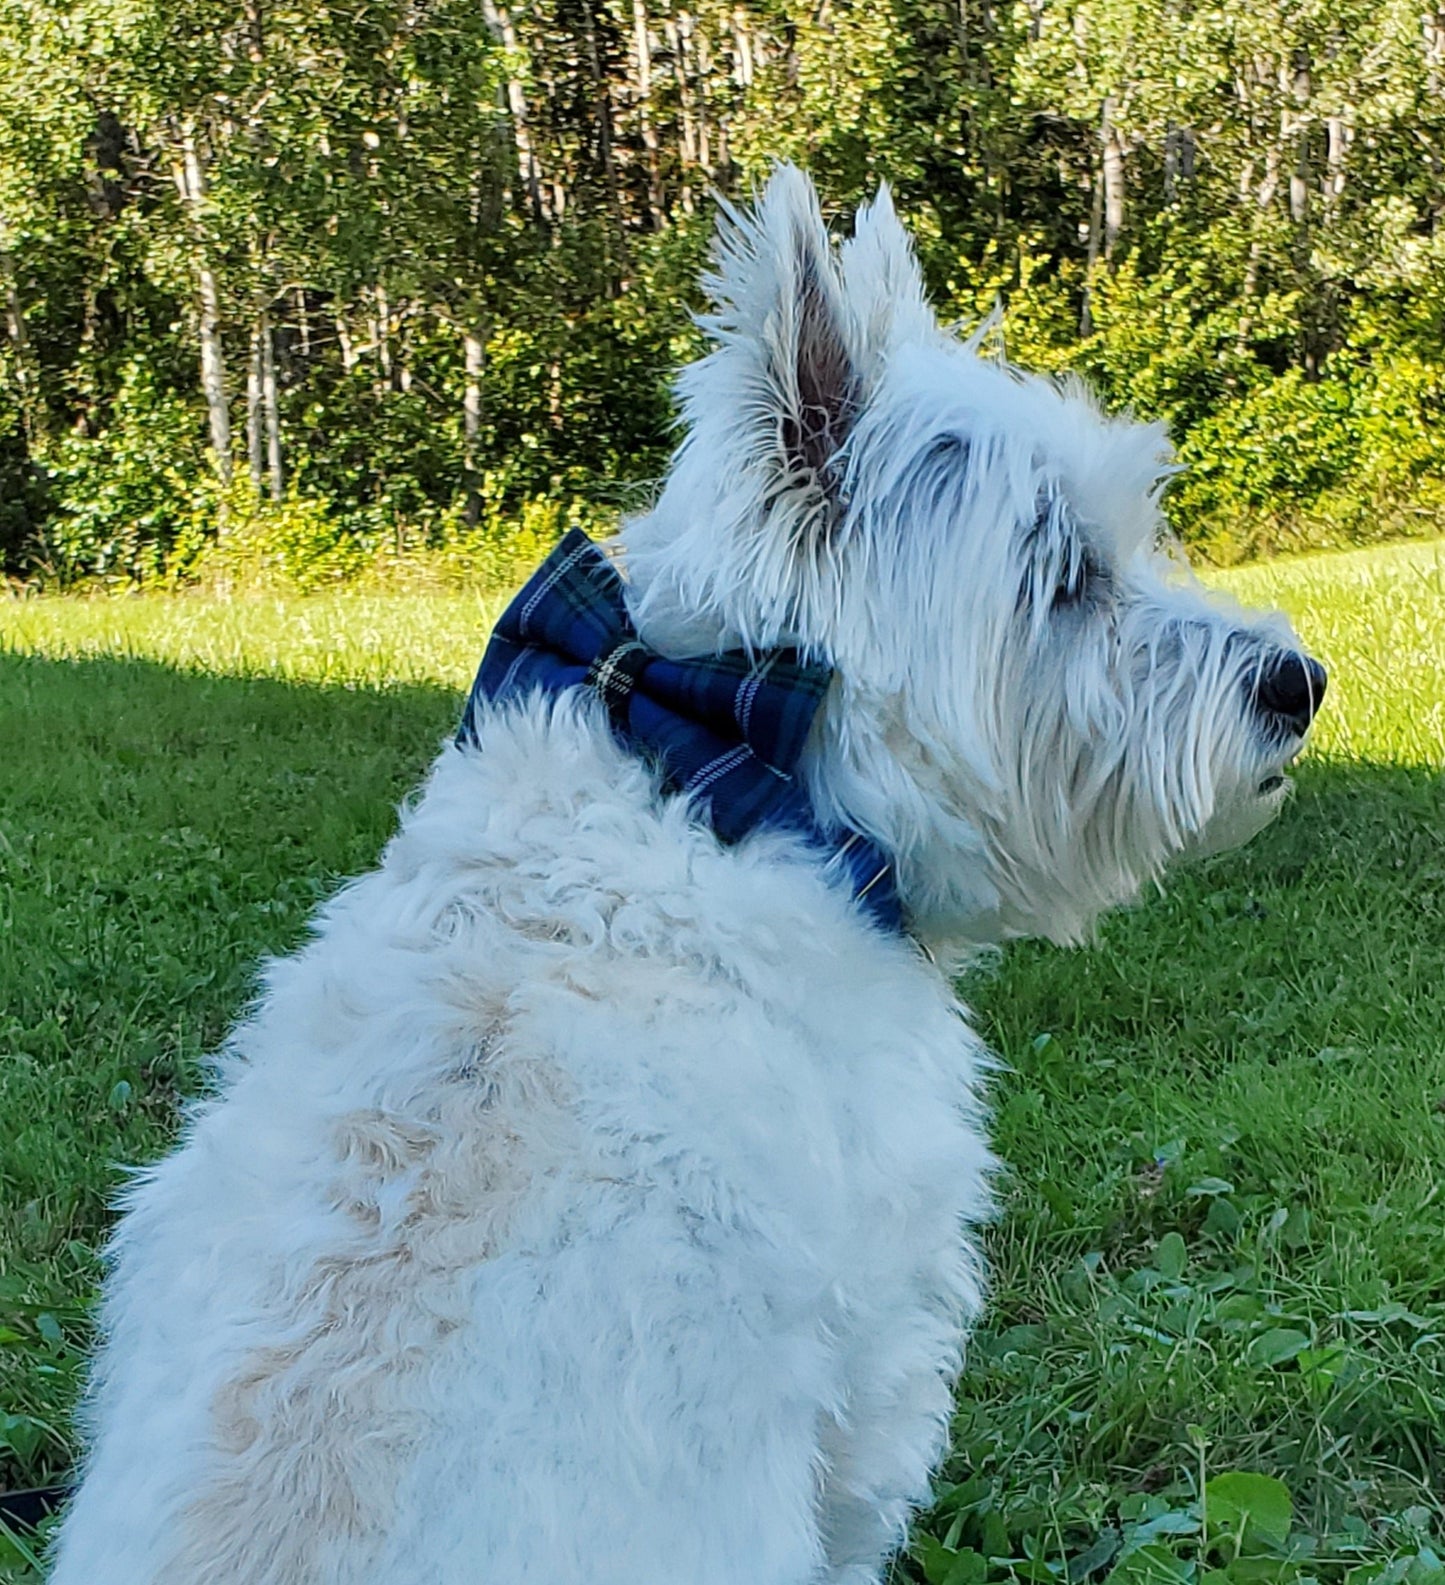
52,167,1319,1584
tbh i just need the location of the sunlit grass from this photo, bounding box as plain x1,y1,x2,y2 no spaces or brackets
1212,539,1445,766
0,585,502,692
6,539,1440,765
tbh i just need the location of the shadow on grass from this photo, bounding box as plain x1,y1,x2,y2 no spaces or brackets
0,651,462,1257
1,648,1441,1531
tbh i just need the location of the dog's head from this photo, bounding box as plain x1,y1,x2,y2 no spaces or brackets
623,166,1325,947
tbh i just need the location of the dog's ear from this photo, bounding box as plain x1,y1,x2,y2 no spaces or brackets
689,163,860,540
628,166,876,650
839,183,936,358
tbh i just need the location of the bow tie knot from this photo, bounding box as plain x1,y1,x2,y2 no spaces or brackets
457,529,901,931
585,638,652,730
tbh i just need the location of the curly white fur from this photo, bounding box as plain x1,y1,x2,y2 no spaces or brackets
51,166,1319,1585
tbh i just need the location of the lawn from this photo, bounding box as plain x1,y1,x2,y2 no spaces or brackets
1,541,1442,1584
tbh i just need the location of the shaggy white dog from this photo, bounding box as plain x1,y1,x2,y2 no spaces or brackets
51,167,1324,1585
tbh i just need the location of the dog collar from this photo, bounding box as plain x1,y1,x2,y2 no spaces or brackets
457,529,903,933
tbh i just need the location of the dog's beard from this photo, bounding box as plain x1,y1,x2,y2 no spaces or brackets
1184,772,1291,860
975,634,1299,942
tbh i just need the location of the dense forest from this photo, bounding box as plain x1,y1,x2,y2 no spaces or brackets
2,0,1443,585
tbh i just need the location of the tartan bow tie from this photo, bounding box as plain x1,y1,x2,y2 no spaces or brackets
457,529,902,932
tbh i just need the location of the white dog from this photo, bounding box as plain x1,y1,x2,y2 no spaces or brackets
51,166,1324,1585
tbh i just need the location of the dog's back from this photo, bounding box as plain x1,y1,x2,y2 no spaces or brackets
53,698,990,1584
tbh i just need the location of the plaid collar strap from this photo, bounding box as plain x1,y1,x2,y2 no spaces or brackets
457,529,902,933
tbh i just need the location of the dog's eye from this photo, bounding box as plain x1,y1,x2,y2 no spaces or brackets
1051,548,1108,611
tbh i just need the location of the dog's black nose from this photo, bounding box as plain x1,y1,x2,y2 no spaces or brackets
1254,651,1327,734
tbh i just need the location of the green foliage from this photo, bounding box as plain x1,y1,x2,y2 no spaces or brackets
37,359,209,586
3,0,1445,585
907,1466,1443,1585
182,484,373,590
175,479,610,593
183,478,605,592
1167,353,1445,560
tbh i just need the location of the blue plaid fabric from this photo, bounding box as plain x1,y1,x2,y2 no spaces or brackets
457,529,902,932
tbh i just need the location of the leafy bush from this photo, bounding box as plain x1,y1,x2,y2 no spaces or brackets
176,476,612,594
1169,358,1445,561
174,485,368,592
950,240,1445,562
9,222,1445,594
37,360,210,588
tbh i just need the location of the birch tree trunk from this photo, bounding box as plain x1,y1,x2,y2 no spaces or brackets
666,15,699,212
295,287,311,359
261,305,283,499
1101,96,1124,261
1289,158,1309,225
247,322,264,490
196,257,232,491
1079,94,1124,335
731,6,754,86
481,0,546,221
0,233,44,445
1325,115,1349,209
462,321,486,528
337,310,358,372
1288,56,1311,227
1080,133,1105,336
632,0,664,226
373,283,393,393
174,124,233,498
679,13,712,176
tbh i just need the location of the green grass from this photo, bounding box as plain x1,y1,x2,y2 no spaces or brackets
1,540,1442,1584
